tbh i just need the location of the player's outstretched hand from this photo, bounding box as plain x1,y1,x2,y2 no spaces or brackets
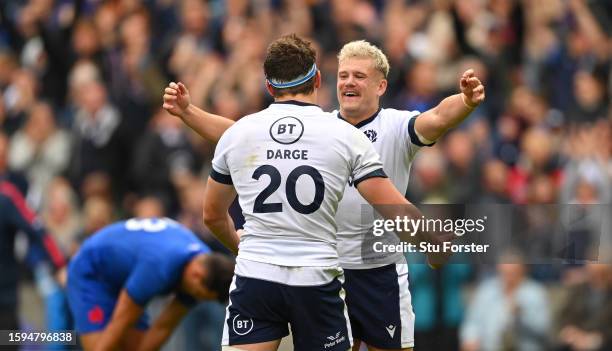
459,69,485,108
163,82,191,118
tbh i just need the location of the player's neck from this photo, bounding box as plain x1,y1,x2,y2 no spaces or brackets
274,93,317,106
339,105,380,126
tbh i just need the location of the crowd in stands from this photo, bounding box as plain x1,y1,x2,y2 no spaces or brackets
0,0,610,350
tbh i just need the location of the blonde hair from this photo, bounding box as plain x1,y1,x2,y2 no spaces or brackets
338,40,390,78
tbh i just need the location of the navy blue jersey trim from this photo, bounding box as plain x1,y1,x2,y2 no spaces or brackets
353,168,388,187
271,100,320,107
337,108,382,129
210,169,233,185
408,116,435,147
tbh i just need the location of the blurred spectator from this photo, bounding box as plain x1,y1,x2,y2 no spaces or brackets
508,128,562,204
108,8,166,137
2,69,38,135
444,131,482,203
177,178,208,237
567,71,608,124
72,195,114,249
176,177,232,254
8,101,71,207
80,171,113,205
479,159,511,203
408,258,472,351
556,263,612,351
407,147,449,204
460,253,551,351
0,131,28,193
0,175,66,337
167,0,217,81
396,60,441,112
559,122,612,262
41,177,81,257
66,79,128,202
133,196,166,218
131,109,202,215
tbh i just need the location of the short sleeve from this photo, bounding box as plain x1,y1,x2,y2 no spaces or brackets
125,260,171,306
210,128,234,185
394,111,435,161
345,126,387,187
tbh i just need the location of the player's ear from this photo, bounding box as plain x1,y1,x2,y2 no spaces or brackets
377,78,388,97
265,80,276,97
195,255,207,279
314,70,321,89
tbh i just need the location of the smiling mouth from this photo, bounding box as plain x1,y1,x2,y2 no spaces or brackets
343,92,359,97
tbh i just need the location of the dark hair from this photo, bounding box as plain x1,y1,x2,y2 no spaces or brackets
201,253,235,303
264,34,317,97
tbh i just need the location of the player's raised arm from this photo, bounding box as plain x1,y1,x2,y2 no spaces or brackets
162,81,234,143
414,69,485,141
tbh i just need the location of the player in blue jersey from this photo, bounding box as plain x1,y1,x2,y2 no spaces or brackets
66,217,234,351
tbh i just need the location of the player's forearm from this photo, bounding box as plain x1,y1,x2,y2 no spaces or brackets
204,214,239,254
137,299,188,351
373,202,434,246
182,104,234,143
137,329,172,351
94,325,126,351
94,292,143,351
357,178,433,246
137,322,179,351
420,94,475,141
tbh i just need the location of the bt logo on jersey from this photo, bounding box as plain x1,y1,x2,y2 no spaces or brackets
270,116,304,144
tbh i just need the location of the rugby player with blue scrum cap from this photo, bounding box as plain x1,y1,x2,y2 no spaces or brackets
199,34,434,351
65,217,234,351
164,38,484,351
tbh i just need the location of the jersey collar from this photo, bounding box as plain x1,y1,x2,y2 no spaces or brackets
271,100,320,108
337,108,382,129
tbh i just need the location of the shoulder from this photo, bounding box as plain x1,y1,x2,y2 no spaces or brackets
98,221,127,236
224,110,274,136
379,108,421,122
166,220,200,240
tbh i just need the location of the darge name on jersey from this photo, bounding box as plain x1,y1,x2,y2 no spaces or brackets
266,149,309,160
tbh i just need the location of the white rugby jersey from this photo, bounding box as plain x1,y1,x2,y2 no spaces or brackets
332,108,434,269
211,101,385,268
